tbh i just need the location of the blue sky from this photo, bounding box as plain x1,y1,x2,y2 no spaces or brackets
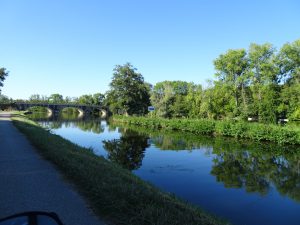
0,0,299,99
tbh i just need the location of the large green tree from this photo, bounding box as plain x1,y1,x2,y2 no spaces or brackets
151,81,191,118
106,63,150,115
214,49,249,118
248,43,279,123
185,83,203,118
277,39,300,120
0,67,9,93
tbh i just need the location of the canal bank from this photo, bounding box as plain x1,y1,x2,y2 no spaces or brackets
10,113,226,225
0,112,105,225
112,116,300,145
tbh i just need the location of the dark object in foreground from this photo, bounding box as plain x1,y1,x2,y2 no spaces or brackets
0,211,64,225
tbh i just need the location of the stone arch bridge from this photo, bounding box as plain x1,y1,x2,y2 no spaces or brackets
11,103,107,117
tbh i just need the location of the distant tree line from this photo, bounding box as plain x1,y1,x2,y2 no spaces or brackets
14,93,105,106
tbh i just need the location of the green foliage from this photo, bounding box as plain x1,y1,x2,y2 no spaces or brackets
25,93,105,106
77,93,104,105
289,107,300,121
28,94,49,103
0,67,9,93
148,39,299,124
278,83,300,119
214,49,249,117
277,39,300,84
150,81,199,118
49,93,64,104
113,116,300,145
105,63,150,115
0,94,11,104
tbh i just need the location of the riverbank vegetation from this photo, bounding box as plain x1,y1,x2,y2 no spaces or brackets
12,114,227,225
112,116,300,145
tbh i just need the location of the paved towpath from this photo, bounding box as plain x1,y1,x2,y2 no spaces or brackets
0,112,106,225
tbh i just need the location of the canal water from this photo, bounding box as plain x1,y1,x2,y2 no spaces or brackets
33,115,300,225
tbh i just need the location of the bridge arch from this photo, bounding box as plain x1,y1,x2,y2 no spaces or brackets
61,107,85,117
24,105,53,117
100,109,107,118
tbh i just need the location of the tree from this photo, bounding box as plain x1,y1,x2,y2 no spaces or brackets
186,83,203,118
78,94,94,105
214,49,249,118
0,94,11,104
0,67,9,93
150,81,174,117
64,96,73,104
277,39,300,85
277,39,300,120
29,94,40,103
49,93,64,104
248,43,279,123
92,93,105,105
151,81,191,118
106,63,150,115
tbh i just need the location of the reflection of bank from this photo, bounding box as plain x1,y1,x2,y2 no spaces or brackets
103,130,150,171
210,147,300,202
111,122,300,202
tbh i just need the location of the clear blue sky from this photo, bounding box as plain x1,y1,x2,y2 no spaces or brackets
0,0,299,99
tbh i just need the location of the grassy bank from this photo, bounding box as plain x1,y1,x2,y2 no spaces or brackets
112,116,300,145
11,115,227,225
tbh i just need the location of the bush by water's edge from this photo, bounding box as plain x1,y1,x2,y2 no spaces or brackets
112,116,300,145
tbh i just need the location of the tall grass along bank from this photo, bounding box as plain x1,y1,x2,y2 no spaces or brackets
11,115,227,225
112,116,300,145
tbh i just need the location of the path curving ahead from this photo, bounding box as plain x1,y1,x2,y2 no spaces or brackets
0,112,105,225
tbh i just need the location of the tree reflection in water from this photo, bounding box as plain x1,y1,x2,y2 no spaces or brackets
112,124,300,202
103,130,149,171
210,142,300,201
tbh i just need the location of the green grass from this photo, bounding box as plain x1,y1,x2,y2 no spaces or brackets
112,116,300,145
11,115,227,225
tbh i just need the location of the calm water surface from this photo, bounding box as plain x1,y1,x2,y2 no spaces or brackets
35,115,300,225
